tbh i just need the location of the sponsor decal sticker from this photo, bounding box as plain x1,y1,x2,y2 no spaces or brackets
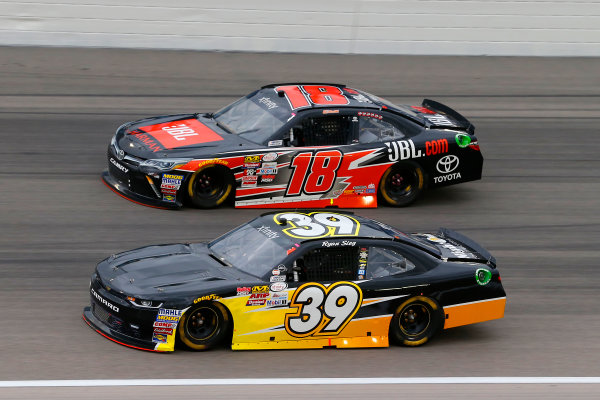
244,155,261,163
252,285,269,293
246,292,269,306
270,282,288,292
258,97,278,110
261,174,276,183
386,139,422,161
434,172,461,183
152,333,168,343
266,298,288,307
237,287,251,296
193,294,221,304
153,321,177,328
425,139,448,156
196,158,229,168
270,276,286,282
257,225,279,239
153,327,174,335
268,140,283,147
129,132,164,153
258,168,277,175
436,155,459,174
137,119,223,149
262,152,278,162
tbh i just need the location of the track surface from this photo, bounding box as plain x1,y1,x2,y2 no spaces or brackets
1,48,599,398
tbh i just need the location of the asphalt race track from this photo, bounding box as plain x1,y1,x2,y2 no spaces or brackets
1,47,599,399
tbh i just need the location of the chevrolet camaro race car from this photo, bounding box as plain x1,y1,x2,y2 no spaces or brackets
83,211,506,352
103,83,483,209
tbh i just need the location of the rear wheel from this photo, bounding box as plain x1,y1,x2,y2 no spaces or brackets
390,296,443,346
187,166,233,208
378,163,424,207
178,302,230,350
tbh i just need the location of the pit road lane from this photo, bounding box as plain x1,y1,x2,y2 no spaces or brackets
0,48,599,398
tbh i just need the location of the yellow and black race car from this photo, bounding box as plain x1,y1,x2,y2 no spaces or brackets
83,211,506,352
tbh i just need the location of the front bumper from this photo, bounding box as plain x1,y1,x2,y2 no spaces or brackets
103,145,184,209
83,276,179,352
102,170,181,210
83,307,163,352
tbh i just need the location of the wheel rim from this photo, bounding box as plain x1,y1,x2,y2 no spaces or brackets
194,169,227,200
386,168,417,199
399,303,431,337
185,307,219,341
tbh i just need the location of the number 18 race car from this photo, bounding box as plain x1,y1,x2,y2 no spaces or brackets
103,83,483,209
82,211,506,352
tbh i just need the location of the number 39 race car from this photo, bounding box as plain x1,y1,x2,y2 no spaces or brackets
82,211,506,352
103,83,483,209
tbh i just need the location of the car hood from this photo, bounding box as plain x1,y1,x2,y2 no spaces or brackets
117,114,261,159
96,243,256,297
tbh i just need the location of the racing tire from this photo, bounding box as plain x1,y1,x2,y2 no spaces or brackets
178,302,230,351
187,165,234,208
390,296,443,347
378,163,424,207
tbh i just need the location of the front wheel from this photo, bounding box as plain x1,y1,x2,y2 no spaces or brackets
390,296,443,346
378,163,424,207
187,166,233,208
178,302,230,350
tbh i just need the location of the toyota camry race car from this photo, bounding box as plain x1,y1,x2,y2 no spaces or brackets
103,83,483,209
83,211,506,352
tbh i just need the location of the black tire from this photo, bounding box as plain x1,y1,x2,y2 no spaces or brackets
390,296,443,347
187,165,233,208
378,163,424,207
178,302,230,350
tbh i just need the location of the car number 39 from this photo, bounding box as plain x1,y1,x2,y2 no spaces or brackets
285,282,363,338
274,212,360,238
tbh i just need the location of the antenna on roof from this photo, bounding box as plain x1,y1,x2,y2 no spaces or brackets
277,217,288,226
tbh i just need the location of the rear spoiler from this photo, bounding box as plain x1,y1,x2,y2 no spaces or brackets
437,228,496,268
422,99,475,134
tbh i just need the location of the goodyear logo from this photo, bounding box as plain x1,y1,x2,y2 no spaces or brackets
194,294,221,304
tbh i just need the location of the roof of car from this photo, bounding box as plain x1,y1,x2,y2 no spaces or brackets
255,211,437,254
258,83,431,126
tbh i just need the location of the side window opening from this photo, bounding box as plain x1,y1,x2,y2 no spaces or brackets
295,247,359,282
290,115,353,146
365,247,416,279
358,116,406,143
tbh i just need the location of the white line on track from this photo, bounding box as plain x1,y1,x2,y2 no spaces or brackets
1,377,599,387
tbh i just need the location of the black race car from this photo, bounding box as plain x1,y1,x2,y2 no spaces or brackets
83,211,506,352
103,83,483,209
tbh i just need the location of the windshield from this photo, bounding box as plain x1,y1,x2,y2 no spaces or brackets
208,220,294,277
212,90,292,144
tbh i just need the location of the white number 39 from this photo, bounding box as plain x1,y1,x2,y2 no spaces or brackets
285,282,363,337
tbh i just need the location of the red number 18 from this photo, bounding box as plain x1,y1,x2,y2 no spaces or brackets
275,85,349,110
287,150,342,196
